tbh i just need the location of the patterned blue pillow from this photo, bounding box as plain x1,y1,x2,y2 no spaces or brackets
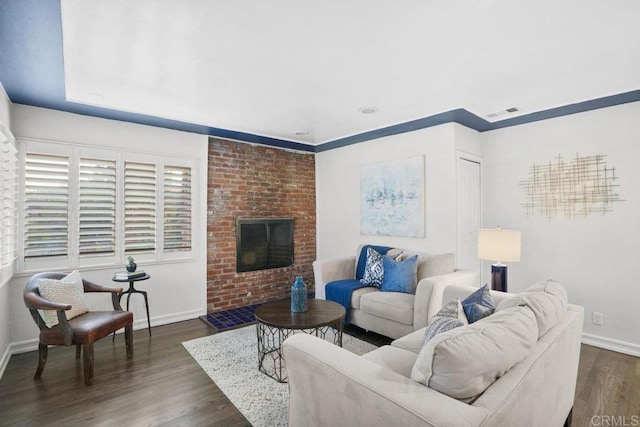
423,298,468,343
380,254,418,293
361,247,401,287
356,245,392,280
462,284,495,323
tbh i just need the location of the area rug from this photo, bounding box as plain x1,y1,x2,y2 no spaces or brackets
182,324,377,426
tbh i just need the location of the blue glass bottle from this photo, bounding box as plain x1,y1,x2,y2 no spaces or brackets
290,276,308,313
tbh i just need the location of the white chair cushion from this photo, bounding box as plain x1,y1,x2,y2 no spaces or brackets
38,270,89,328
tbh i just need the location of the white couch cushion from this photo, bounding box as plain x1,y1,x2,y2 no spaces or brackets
360,291,414,325
421,253,455,279
387,250,454,281
391,327,427,354
497,280,568,339
410,305,538,400
351,287,378,310
362,345,418,378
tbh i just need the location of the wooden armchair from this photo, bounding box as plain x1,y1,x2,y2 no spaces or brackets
24,272,134,385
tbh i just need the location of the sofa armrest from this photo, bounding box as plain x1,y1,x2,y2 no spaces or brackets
413,269,478,329
312,256,356,299
283,334,484,427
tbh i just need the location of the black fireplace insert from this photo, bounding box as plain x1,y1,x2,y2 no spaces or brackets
236,218,294,272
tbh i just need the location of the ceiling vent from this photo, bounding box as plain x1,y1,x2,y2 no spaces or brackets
486,107,519,119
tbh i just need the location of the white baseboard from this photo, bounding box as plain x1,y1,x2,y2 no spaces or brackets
0,345,10,379
582,333,640,357
139,308,204,330
8,338,40,355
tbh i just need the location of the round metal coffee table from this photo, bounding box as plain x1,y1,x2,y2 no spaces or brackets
254,299,346,383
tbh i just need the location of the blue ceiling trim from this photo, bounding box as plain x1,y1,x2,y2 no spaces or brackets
315,109,488,153
1,1,638,155
482,89,640,131
315,90,640,152
205,127,314,152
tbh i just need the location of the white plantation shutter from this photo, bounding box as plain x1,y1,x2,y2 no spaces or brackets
19,145,196,269
124,162,156,253
1,140,18,266
79,158,116,256
24,153,69,259
163,165,192,251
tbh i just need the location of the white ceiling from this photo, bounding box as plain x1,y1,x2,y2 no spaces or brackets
60,0,640,146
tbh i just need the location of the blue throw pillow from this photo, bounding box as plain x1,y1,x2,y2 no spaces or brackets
423,298,468,343
355,245,392,280
380,255,418,294
462,284,495,323
361,247,402,288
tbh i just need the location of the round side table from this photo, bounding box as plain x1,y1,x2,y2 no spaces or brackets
112,274,152,337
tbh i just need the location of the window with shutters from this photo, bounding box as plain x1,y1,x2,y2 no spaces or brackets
19,142,195,271
163,165,192,251
1,132,18,282
24,153,69,259
79,158,116,256
124,162,156,254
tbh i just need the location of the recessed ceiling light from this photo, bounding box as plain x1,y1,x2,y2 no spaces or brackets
294,130,309,136
358,107,378,114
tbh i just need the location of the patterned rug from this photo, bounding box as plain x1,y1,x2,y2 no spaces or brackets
182,324,377,426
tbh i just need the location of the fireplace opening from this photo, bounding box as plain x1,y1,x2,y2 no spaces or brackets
236,218,294,272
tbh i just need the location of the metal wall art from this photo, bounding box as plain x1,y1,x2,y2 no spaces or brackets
520,153,623,219
360,156,425,237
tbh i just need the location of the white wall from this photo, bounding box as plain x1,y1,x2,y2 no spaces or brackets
481,102,640,355
7,105,209,353
454,123,482,157
316,123,480,260
0,83,13,376
317,106,640,355
0,83,10,129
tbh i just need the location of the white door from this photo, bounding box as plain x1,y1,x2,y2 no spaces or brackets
456,156,481,277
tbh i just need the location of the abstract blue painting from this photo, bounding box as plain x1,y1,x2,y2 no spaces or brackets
360,156,425,237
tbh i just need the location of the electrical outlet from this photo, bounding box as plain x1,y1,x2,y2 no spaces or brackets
592,312,604,326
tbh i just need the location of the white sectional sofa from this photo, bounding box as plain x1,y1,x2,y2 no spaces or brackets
313,245,477,338
283,280,584,427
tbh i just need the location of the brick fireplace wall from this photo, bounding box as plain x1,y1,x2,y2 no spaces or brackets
207,138,316,313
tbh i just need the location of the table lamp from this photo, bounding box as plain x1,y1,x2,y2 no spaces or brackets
478,227,521,292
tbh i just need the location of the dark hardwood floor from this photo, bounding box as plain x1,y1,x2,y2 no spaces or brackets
0,319,638,426
0,320,250,426
573,344,640,426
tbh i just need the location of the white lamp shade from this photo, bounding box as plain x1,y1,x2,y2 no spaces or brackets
478,228,521,263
